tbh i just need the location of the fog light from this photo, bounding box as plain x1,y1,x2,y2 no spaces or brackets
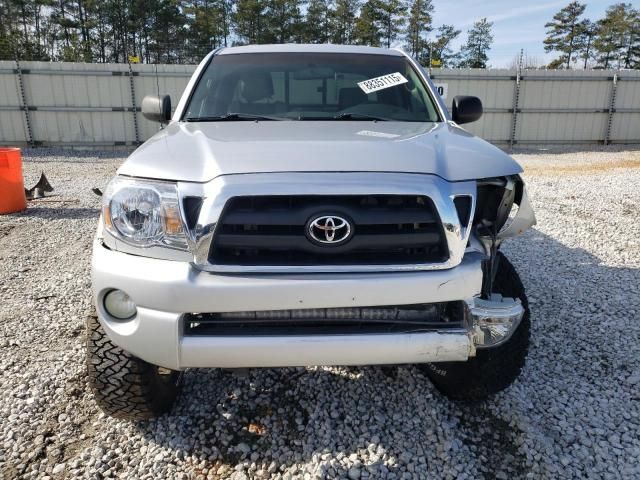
103,289,137,320
470,294,524,348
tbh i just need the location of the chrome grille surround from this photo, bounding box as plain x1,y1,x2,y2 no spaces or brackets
178,172,476,273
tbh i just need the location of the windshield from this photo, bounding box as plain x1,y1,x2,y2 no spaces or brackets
183,52,441,122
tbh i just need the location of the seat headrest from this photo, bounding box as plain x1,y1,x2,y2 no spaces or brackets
339,87,367,110
240,72,274,102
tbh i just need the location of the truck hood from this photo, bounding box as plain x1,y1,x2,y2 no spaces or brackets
119,121,523,182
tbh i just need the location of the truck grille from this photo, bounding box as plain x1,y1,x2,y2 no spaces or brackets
184,302,465,336
209,195,448,266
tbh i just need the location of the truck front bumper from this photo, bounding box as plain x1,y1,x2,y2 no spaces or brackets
92,240,499,370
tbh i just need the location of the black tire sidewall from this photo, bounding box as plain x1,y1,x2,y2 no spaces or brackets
421,252,531,401
86,313,181,420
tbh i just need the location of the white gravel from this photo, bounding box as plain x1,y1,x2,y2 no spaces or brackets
1,146,639,479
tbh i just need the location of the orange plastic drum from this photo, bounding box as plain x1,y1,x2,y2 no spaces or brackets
0,148,27,214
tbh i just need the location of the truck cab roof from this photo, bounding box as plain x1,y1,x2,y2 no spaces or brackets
215,44,406,56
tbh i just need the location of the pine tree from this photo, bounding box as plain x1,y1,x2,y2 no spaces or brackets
593,3,639,69
0,0,56,60
593,3,629,68
405,0,432,59
185,0,228,57
460,18,493,68
544,1,587,69
264,0,304,43
75,0,94,60
622,7,639,68
377,0,407,48
104,0,130,62
430,24,460,67
577,20,596,68
151,0,187,63
219,0,232,47
0,0,26,59
354,0,383,46
233,0,267,44
303,0,334,43
331,0,360,44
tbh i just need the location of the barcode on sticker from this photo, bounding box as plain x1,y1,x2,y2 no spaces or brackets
357,72,408,94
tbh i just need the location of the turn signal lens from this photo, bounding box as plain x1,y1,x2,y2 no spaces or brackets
163,204,184,235
470,295,524,348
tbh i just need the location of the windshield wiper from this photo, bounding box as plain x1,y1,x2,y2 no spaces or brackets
333,112,389,121
184,113,284,122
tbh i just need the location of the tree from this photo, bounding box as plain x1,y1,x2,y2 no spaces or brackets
405,0,432,59
219,0,232,47
93,0,110,61
593,3,626,68
185,0,229,57
460,18,493,68
377,0,407,48
10,0,634,71
544,1,587,69
264,0,304,43
0,0,23,59
0,0,50,60
233,0,268,44
354,0,383,46
303,0,334,43
150,0,188,63
430,24,460,67
622,7,639,68
593,3,639,69
577,19,597,68
331,0,360,44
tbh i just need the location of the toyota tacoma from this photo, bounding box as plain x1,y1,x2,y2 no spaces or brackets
88,44,536,420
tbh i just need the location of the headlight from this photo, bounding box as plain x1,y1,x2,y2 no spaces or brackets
103,177,188,250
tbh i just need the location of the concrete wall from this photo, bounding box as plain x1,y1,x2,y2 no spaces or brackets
1,61,639,147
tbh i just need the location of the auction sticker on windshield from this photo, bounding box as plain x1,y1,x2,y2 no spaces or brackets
357,72,408,94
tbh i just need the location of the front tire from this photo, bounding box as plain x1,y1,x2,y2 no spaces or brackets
86,312,181,420
421,252,531,401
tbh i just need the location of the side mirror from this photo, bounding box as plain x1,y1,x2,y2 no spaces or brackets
141,95,171,123
451,96,482,124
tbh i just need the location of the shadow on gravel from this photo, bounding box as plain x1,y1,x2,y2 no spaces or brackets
129,228,639,479
18,206,101,220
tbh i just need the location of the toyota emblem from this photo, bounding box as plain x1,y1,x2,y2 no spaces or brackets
306,215,353,245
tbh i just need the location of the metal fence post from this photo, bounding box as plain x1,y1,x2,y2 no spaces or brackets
15,58,34,147
509,52,523,149
604,73,618,145
127,62,141,145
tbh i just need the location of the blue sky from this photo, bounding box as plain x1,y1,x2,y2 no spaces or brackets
430,0,614,67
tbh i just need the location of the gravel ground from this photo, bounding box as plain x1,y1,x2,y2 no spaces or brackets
1,146,639,479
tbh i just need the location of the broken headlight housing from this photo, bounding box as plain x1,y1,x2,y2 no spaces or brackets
102,176,188,250
474,175,536,239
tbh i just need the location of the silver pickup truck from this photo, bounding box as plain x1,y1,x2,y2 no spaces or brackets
88,44,536,420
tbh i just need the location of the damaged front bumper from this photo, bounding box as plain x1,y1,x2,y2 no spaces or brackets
92,240,525,370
